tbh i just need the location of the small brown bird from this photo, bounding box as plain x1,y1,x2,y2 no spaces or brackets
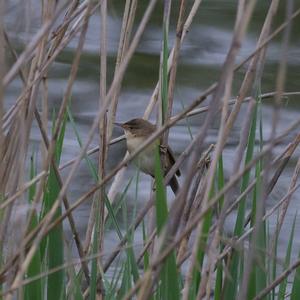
115,118,180,194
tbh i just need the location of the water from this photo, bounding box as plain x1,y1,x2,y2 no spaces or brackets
4,0,300,274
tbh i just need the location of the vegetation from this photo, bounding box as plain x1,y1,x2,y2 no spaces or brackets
0,0,300,299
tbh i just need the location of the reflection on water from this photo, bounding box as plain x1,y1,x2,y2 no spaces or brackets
4,0,300,264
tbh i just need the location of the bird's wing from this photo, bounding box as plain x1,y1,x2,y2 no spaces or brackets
159,145,181,176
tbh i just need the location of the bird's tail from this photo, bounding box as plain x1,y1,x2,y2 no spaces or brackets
169,176,179,194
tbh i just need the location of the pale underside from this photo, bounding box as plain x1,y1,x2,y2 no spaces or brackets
125,133,158,176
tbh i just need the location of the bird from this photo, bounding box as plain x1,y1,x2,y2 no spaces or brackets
115,118,181,194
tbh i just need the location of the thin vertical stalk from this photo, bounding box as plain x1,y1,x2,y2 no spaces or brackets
103,0,138,222
99,0,107,271
90,0,108,298
0,0,5,277
106,0,137,141
158,0,171,127
164,0,187,143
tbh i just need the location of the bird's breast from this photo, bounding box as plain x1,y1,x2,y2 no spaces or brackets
126,136,147,153
126,136,157,176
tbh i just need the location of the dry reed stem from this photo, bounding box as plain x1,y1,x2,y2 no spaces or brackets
164,0,187,143
0,0,5,187
147,0,173,258
137,229,157,265
41,0,56,167
0,0,6,272
0,0,5,167
157,0,171,127
271,0,293,138
93,0,108,296
20,28,51,226
107,0,137,139
41,78,48,163
99,0,108,254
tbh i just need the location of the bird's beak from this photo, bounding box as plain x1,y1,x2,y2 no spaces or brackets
114,122,124,128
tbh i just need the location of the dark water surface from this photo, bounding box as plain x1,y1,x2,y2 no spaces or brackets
4,0,300,274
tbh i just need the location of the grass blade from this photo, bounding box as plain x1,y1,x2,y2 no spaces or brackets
40,111,67,300
291,246,300,300
224,100,258,299
278,213,297,300
154,146,180,300
24,154,43,300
